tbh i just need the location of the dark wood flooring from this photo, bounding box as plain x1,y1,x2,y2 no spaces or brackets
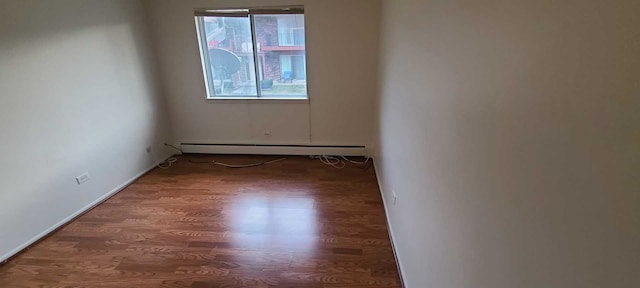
0,155,401,287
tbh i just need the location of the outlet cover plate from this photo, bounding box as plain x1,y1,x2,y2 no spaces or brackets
76,172,90,184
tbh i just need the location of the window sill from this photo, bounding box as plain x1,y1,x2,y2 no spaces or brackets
207,96,309,102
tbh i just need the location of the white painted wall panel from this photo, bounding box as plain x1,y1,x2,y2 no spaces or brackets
0,0,172,261
142,0,381,147
374,0,640,287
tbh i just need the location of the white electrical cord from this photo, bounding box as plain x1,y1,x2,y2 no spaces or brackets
340,155,371,165
162,143,367,170
213,157,286,168
160,143,286,169
310,155,371,169
157,157,177,169
321,155,346,169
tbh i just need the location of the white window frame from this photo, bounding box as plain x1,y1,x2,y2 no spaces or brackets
194,7,308,100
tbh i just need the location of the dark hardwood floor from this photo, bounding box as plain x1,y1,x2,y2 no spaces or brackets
0,155,401,287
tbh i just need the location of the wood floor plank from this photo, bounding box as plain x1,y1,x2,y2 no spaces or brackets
0,155,401,287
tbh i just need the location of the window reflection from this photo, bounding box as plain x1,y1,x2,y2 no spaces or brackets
226,196,317,252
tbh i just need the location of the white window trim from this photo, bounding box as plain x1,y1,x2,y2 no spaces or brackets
194,7,308,100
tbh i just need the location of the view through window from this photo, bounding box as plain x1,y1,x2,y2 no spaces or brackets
195,8,307,99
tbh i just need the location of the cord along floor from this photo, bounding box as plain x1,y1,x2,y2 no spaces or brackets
0,155,401,287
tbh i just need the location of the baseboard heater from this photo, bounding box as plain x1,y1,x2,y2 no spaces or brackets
180,143,368,156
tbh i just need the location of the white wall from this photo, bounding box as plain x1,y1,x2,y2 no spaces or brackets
0,0,172,261
142,0,381,147
375,0,640,287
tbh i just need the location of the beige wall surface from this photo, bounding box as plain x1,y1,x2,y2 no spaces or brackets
143,0,381,147
375,0,640,287
0,0,172,261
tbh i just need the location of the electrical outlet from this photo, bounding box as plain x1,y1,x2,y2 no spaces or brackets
392,189,397,205
76,172,90,185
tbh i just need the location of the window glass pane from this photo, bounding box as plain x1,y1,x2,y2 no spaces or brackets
254,14,307,98
202,16,257,97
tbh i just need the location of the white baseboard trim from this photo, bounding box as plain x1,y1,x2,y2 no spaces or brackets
181,143,368,156
373,158,407,287
0,155,171,264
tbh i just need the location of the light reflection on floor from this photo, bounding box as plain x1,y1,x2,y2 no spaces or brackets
225,195,318,253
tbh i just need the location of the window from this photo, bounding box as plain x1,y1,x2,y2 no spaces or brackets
276,15,305,46
195,7,308,99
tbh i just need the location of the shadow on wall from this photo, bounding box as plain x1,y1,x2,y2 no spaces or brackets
0,0,172,262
